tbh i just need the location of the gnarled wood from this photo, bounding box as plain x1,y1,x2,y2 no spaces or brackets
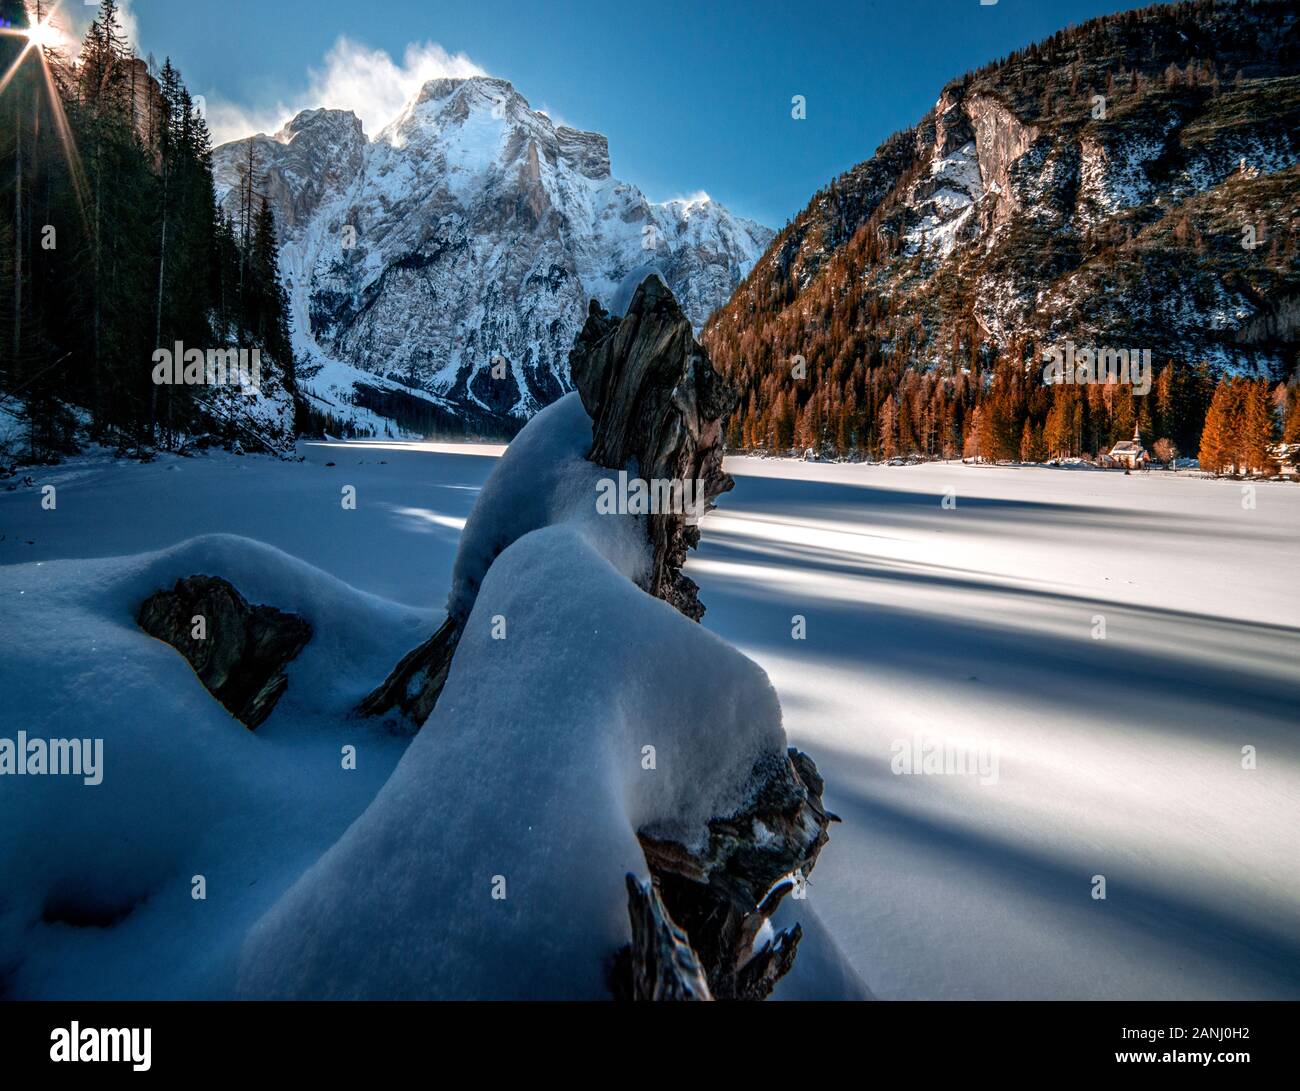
617,874,712,1001
632,747,835,1000
569,276,738,621
137,575,312,729
354,615,460,728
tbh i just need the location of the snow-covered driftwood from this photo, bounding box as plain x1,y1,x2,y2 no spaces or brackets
570,276,738,621
301,278,834,1000
631,747,833,1000
137,575,312,729
357,277,738,723
353,615,459,727
618,874,713,1001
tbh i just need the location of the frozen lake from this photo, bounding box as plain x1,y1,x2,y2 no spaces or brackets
698,457,1300,999
2,443,1296,998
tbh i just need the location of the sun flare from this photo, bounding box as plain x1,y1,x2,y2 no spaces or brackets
25,17,67,51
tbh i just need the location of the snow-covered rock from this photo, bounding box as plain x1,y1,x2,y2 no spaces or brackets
213,77,772,434
0,535,420,997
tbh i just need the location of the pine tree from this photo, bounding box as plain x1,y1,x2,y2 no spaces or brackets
877,395,897,459
1283,380,1300,444
1,0,33,385
725,407,742,449
62,0,157,437
1241,379,1275,474
1044,390,1073,457
774,388,795,450
963,404,982,459
1111,387,1135,447
235,138,264,300
1198,382,1229,473
0,210,13,379
1136,398,1154,448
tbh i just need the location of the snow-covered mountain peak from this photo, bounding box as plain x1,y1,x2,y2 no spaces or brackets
378,74,613,184
213,75,772,435
384,75,517,137
273,107,366,146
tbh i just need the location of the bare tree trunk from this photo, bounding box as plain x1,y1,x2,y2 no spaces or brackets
153,162,168,442
13,97,22,365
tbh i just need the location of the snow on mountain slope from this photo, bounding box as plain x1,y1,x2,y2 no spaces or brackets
213,78,772,435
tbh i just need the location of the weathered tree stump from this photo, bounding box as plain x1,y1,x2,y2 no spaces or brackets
137,575,312,729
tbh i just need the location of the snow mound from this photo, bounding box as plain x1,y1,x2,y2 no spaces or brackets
235,394,811,998
446,393,647,619
0,536,419,998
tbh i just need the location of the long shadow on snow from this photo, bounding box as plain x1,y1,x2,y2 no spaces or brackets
807,741,1300,998
691,537,1300,744
717,473,1294,543
698,530,1300,648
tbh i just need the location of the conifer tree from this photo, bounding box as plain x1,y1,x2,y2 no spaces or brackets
1283,380,1300,444
1199,378,1251,474
1241,379,1275,474
1,0,32,384
1044,390,1073,458
1019,419,1035,462
877,395,897,459
0,1,305,455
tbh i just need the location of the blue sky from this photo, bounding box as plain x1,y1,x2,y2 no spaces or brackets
102,0,1141,226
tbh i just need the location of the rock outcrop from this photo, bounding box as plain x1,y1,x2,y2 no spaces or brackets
137,575,312,729
704,0,1300,453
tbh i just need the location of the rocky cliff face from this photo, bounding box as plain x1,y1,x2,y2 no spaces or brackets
212,77,772,436
704,0,1300,446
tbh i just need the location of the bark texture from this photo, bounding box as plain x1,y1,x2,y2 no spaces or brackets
622,748,835,1001
615,874,713,1001
569,276,738,621
137,575,311,729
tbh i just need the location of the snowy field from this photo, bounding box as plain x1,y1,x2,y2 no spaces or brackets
1,440,1297,999
696,458,1300,1000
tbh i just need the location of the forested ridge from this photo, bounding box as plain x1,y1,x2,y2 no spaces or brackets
703,0,1300,472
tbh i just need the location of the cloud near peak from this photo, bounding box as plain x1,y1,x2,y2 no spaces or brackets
206,36,487,146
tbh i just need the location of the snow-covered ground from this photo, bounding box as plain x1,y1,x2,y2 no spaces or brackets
696,458,1300,1000
1,443,1296,998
